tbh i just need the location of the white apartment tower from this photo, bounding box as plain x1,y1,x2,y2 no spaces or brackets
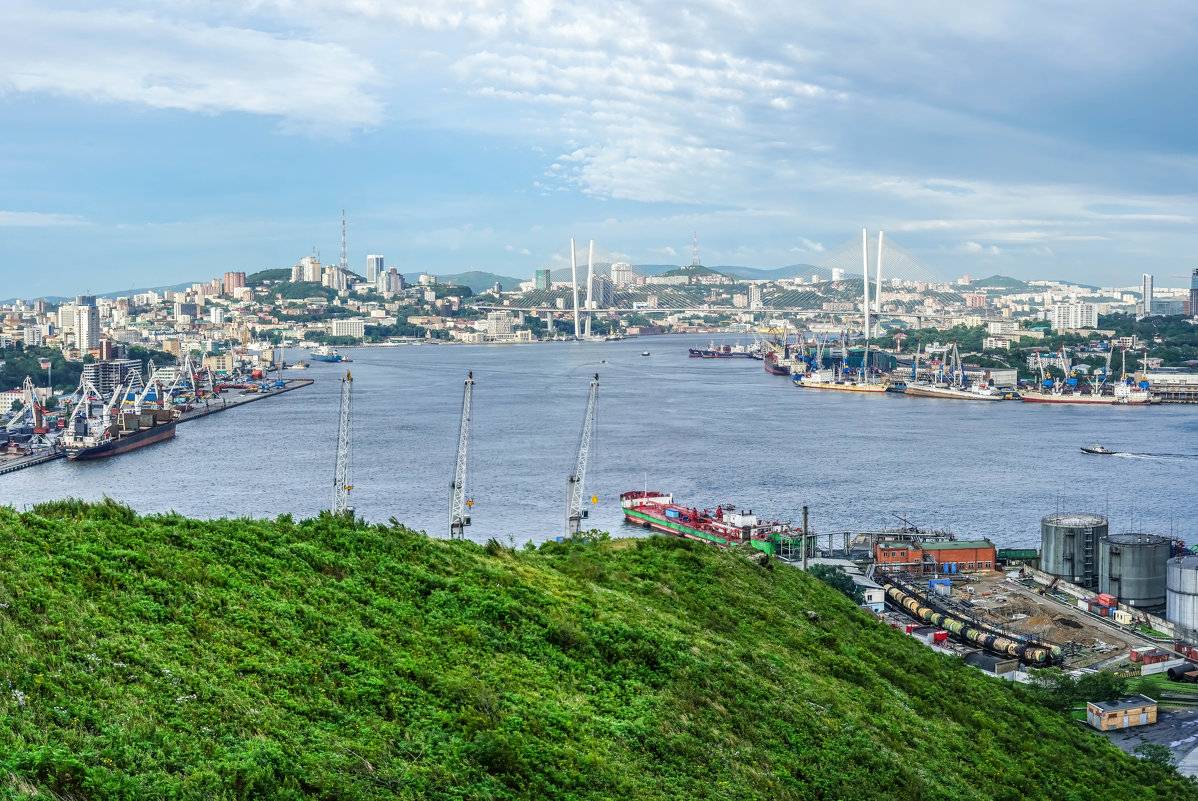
73,297,100,350
367,255,384,283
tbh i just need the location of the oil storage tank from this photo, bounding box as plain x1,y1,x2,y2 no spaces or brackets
1167,556,1198,632
1041,513,1107,588
1099,533,1170,608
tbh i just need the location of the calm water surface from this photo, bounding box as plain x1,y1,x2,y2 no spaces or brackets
3,336,1196,550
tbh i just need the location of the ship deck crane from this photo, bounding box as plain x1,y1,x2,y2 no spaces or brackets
566,373,599,536
449,371,475,539
332,371,354,517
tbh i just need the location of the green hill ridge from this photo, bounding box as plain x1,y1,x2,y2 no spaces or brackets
0,501,1193,799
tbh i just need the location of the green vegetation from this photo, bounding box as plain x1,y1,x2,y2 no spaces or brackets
1,501,1194,799
0,345,80,393
969,275,1029,290
806,564,864,604
1024,667,1127,712
271,281,339,302
246,269,293,285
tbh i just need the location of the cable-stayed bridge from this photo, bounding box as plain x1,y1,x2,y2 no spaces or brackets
474,233,973,329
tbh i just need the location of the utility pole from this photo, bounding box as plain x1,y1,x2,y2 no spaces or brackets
450,371,474,538
566,373,599,536
332,371,354,517
802,505,809,570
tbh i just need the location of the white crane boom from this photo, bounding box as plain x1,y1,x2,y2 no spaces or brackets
332,371,354,516
566,373,599,536
449,371,474,538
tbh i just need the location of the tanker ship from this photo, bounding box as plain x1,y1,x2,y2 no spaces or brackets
621,491,797,556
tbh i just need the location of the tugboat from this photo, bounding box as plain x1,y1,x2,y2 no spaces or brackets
1081,443,1116,455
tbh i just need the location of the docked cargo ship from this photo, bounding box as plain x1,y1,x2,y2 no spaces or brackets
763,352,792,375
1020,381,1154,405
63,409,177,460
904,381,1004,401
688,342,759,358
793,366,889,393
620,490,797,555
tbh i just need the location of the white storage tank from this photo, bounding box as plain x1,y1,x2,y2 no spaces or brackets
1167,555,1198,632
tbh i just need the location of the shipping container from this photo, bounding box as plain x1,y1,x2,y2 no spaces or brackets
1098,593,1118,607
933,631,948,643
1130,649,1144,663
1078,599,1090,611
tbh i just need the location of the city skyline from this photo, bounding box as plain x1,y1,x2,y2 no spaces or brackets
3,2,1198,298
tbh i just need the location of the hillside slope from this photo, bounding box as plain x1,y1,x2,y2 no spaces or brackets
0,501,1192,800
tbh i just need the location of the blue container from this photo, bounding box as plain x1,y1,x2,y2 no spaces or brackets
1043,379,1054,387
1066,378,1078,386
1139,381,1150,389
665,509,680,519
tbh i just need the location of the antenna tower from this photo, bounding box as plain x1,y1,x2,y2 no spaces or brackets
691,231,699,267
566,373,599,536
339,209,348,273
332,371,354,516
449,371,475,538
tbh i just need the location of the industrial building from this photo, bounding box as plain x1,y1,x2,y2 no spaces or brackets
1040,513,1107,588
874,539,997,574
1085,696,1157,732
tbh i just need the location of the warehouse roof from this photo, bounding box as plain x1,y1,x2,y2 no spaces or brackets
924,540,994,551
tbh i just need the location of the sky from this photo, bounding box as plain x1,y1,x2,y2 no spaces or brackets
2,0,1198,298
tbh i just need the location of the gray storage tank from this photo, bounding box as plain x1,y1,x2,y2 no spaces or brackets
1041,513,1107,588
1167,555,1198,632
1099,533,1170,607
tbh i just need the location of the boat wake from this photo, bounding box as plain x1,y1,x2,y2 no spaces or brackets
1114,452,1198,460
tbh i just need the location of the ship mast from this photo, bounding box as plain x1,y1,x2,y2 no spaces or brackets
449,371,474,539
332,370,353,517
566,373,599,536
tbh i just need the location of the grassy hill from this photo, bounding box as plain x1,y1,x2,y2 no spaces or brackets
0,501,1193,800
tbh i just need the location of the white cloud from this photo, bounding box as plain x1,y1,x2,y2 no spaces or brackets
799,237,824,252
0,211,90,227
0,7,382,133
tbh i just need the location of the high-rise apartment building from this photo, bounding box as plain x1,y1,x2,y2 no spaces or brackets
1051,302,1097,330
1138,273,1154,319
73,296,100,350
1190,268,1198,319
367,255,384,283
223,272,246,294
534,269,552,290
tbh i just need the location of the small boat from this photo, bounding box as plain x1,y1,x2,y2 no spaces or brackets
641,351,650,356
1081,443,1116,455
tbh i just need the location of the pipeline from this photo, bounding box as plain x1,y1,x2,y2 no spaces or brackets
884,583,1060,665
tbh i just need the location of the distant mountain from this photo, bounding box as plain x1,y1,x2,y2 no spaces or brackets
970,275,1028,290
718,264,824,281
437,270,525,294
1,282,194,306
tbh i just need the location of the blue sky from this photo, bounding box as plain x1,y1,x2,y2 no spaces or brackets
3,1,1197,298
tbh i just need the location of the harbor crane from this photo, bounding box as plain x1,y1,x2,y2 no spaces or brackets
332,371,354,517
565,373,599,537
449,371,475,539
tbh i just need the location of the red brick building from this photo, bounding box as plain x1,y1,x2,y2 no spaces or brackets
875,539,997,574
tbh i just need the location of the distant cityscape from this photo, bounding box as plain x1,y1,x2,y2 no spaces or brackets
2,228,1198,413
